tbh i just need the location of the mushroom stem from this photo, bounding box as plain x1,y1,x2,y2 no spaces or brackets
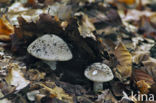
43,61,56,70
93,82,103,92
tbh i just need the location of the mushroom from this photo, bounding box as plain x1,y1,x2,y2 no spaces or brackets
27,34,72,70
84,62,114,92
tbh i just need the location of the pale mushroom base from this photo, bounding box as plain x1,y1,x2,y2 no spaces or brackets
43,61,56,70
93,82,103,92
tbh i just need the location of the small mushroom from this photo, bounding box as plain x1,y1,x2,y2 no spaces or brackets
27,34,72,70
84,62,114,92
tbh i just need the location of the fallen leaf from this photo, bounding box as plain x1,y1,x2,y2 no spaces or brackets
142,57,156,81
136,80,151,94
0,0,9,3
95,89,117,103
133,69,155,93
26,69,46,81
27,90,40,101
25,0,37,7
0,15,14,41
40,82,74,103
150,44,156,58
0,79,16,96
117,0,136,5
132,51,150,64
75,12,96,39
5,63,30,90
114,42,132,81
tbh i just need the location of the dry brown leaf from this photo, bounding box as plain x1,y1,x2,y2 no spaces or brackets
5,63,30,90
142,57,156,81
0,0,9,3
132,51,150,64
114,42,132,81
136,80,151,94
40,82,74,103
117,0,136,5
95,89,117,103
75,12,96,39
26,69,46,81
133,69,155,94
25,0,37,7
0,15,14,41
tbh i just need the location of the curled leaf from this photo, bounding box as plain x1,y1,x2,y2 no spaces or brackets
114,42,132,81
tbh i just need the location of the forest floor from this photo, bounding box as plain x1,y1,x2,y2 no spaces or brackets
0,0,156,103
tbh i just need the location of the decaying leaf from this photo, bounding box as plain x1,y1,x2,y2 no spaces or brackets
0,15,14,41
40,82,74,103
133,69,155,93
114,42,132,81
5,63,30,90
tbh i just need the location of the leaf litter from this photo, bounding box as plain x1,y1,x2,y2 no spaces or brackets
0,0,156,103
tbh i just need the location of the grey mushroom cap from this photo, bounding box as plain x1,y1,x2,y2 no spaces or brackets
27,34,72,61
84,63,114,82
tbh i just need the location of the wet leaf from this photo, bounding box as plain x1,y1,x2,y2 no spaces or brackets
0,15,14,41
114,42,132,81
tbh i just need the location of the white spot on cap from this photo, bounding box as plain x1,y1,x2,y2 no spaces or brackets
92,70,98,75
84,63,114,82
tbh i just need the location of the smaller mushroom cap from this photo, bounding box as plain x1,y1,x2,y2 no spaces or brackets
84,63,114,82
27,34,72,61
